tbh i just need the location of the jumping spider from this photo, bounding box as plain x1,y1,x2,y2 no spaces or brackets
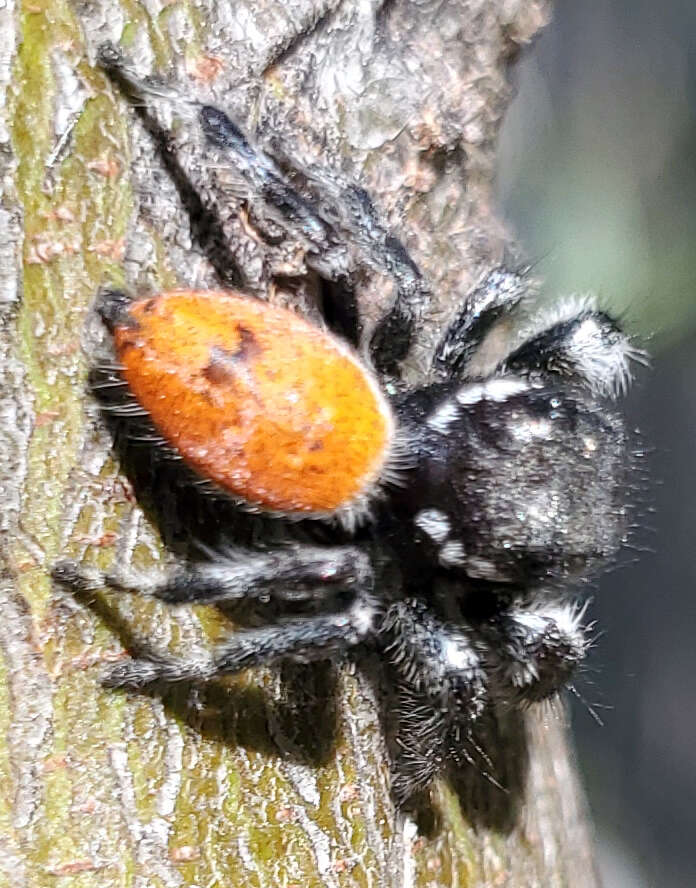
53,43,642,804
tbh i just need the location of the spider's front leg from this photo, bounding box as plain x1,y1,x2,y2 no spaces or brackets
431,269,644,397
501,298,645,397
480,596,591,707
431,267,530,380
53,546,377,689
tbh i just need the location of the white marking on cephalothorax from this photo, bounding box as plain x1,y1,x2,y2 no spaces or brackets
510,417,552,442
351,600,378,638
414,508,451,544
465,556,512,582
441,636,479,673
426,399,460,434
438,539,466,567
456,376,529,406
454,383,485,405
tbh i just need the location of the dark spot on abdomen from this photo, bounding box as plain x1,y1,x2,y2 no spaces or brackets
203,327,263,385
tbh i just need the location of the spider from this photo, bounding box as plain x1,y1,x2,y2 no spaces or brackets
53,43,642,805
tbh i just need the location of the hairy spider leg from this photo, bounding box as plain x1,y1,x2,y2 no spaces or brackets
382,599,487,714
241,138,436,377
198,105,337,254
431,267,529,379
52,549,377,689
479,597,591,706
380,593,591,803
198,106,430,379
431,269,644,400
54,545,371,606
380,599,488,801
499,298,646,397
101,599,376,689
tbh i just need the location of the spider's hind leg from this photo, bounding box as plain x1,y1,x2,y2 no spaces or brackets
201,105,432,378
98,44,434,377
299,174,431,378
52,545,376,689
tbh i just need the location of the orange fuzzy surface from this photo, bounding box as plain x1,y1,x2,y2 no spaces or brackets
113,290,393,515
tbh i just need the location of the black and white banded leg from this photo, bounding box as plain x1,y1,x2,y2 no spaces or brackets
431,270,643,398
381,599,487,802
52,547,377,689
54,545,371,606
480,596,591,707
500,297,646,397
432,267,530,380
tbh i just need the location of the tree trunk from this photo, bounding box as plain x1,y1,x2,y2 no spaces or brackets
0,1,599,886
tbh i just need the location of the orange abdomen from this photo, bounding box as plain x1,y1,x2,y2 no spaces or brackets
112,290,393,517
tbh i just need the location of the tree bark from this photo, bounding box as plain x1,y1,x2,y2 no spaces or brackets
0,1,599,886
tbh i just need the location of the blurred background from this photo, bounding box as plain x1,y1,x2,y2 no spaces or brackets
497,2,696,886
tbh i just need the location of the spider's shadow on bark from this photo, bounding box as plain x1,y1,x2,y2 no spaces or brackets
446,708,529,834
392,722,529,838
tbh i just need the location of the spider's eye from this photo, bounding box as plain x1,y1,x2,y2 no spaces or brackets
105,288,395,517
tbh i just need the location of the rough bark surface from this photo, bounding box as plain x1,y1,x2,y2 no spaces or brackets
0,1,599,886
